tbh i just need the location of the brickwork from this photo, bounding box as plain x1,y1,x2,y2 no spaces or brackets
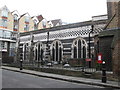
112,30,120,77
106,1,120,29
107,2,117,19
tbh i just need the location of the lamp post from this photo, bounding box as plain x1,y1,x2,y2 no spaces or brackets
44,30,50,64
47,31,50,60
47,31,49,47
29,33,34,65
88,25,94,68
37,43,40,67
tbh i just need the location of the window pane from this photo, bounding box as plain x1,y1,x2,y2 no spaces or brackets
0,30,3,38
74,47,77,58
1,10,8,17
78,39,81,58
25,16,30,22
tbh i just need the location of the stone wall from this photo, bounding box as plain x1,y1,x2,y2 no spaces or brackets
112,30,120,77
106,1,120,29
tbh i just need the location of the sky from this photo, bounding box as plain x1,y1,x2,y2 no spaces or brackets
0,0,107,23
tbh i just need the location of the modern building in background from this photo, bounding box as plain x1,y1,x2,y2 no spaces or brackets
0,6,17,63
18,13,34,32
0,6,14,30
0,6,61,33
0,6,62,62
0,28,17,63
11,10,20,32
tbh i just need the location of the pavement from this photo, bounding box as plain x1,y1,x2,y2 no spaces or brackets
1,66,120,89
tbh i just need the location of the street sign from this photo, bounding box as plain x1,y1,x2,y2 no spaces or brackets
97,53,102,63
86,58,92,61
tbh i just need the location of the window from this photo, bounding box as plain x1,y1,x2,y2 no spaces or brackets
72,38,87,59
34,19,37,24
33,19,38,30
42,19,46,28
4,31,11,39
1,9,8,17
33,42,44,61
0,41,2,50
0,19,2,27
9,43,16,56
24,24,29,31
3,19,7,27
0,19,7,28
0,29,14,39
25,16,30,23
0,30,3,38
14,25,18,29
50,40,63,63
23,44,27,60
14,14,18,21
1,42,7,50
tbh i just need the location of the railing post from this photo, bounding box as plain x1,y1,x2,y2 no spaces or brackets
102,61,107,83
20,59,23,70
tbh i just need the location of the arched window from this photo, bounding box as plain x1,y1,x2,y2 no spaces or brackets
23,43,28,61
50,40,63,63
33,42,44,62
78,39,81,58
72,38,87,59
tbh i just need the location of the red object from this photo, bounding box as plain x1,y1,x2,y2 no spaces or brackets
97,53,102,63
25,22,29,24
97,60,102,63
86,58,92,61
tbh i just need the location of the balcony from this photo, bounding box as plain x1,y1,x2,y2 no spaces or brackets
0,29,17,42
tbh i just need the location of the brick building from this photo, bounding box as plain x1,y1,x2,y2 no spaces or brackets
0,6,17,63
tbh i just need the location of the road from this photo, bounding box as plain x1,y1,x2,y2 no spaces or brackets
2,69,104,88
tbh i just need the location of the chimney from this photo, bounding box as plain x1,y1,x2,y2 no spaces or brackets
106,0,120,29
107,0,119,19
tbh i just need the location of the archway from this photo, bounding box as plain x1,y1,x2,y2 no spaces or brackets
23,43,28,61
